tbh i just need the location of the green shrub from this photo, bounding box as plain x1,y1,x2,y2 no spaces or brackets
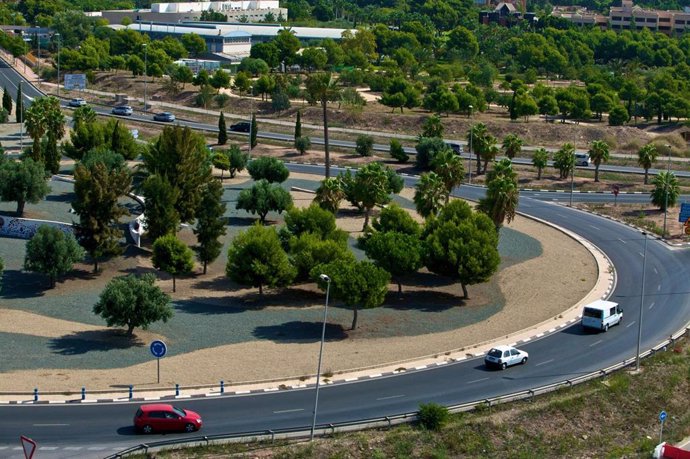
355,134,374,157
418,402,449,431
390,138,408,163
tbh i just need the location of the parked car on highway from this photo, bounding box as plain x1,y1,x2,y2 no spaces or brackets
68,98,87,107
112,105,133,116
484,345,529,370
229,121,251,132
575,153,590,166
134,404,203,434
153,112,175,122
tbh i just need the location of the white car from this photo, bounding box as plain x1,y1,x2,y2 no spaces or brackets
484,345,529,370
68,98,87,107
575,153,590,166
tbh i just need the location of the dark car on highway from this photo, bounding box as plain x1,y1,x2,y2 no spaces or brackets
153,112,175,122
134,404,203,434
229,121,251,132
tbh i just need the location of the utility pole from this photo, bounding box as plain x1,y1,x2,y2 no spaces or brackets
143,43,148,112
55,33,61,98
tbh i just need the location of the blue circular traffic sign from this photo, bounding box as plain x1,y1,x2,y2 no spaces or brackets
150,340,167,358
659,411,667,422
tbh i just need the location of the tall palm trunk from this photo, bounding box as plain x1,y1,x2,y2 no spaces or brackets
351,306,358,330
322,99,330,179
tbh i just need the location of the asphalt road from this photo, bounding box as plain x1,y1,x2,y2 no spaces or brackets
1,62,690,458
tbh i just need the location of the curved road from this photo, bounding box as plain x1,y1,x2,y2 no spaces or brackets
1,64,689,458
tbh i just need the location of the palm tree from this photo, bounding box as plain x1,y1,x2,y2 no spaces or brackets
481,141,499,176
467,123,488,175
651,171,679,211
313,177,344,214
431,149,465,203
637,144,658,185
305,72,340,179
24,98,48,162
413,172,447,218
588,140,610,182
554,142,576,179
478,158,519,228
502,133,523,159
532,148,549,180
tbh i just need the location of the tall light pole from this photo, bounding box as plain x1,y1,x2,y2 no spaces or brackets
143,43,148,113
662,146,671,237
35,25,40,86
18,81,23,152
467,112,473,184
248,85,254,154
54,33,61,98
569,156,575,207
311,273,331,442
635,232,648,372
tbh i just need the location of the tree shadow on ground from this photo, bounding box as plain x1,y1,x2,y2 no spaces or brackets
226,216,258,228
403,271,458,288
49,329,145,355
0,269,47,299
174,286,327,315
45,192,75,203
252,321,348,343
383,290,464,312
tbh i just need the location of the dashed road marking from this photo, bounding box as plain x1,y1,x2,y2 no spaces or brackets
467,377,490,384
626,321,636,328
589,340,603,347
273,408,304,414
376,394,405,401
536,359,554,367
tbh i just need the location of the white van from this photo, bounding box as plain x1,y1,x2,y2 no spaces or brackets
581,300,623,332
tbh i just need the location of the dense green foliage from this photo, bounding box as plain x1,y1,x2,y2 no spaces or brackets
193,179,227,274
93,273,173,336
24,225,84,288
152,234,194,292
0,157,50,216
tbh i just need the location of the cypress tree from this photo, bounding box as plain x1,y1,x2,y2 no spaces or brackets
250,113,257,149
15,82,23,123
218,111,227,145
2,86,12,115
294,110,301,140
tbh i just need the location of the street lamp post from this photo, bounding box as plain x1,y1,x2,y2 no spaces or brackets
467,111,473,184
569,160,575,207
35,26,40,85
143,43,148,113
55,33,60,98
311,273,331,441
662,148,671,237
18,81,22,152
636,232,648,371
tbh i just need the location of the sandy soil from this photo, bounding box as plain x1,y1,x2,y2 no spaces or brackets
0,171,597,391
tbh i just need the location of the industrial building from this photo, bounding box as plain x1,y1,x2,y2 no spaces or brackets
90,1,287,25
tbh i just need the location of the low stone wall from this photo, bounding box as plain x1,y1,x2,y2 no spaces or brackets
0,215,74,239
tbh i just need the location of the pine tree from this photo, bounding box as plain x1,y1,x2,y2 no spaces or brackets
218,111,227,145
250,113,257,149
294,110,301,140
111,120,122,153
15,82,23,123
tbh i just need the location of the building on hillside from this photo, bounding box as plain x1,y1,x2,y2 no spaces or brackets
88,1,287,25
479,1,538,27
108,22,351,61
553,0,690,34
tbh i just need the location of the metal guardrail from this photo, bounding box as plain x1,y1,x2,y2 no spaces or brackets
105,324,690,459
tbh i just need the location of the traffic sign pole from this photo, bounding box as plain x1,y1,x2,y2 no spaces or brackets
659,410,667,443
150,340,167,385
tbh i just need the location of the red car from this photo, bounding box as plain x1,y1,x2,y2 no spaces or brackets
133,404,203,434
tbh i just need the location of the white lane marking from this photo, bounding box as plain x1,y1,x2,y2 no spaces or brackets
64,447,83,450
653,267,658,274
657,285,661,291
589,340,603,347
467,377,490,384
557,213,568,218
638,252,644,257
39,447,58,450
618,238,627,244
33,423,69,426
589,225,600,230
626,321,635,328
376,394,405,401
273,408,304,414
87,447,108,450
536,359,554,367
649,302,655,310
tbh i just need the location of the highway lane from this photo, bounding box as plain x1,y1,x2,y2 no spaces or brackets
2,63,690,457
3,174,690,457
